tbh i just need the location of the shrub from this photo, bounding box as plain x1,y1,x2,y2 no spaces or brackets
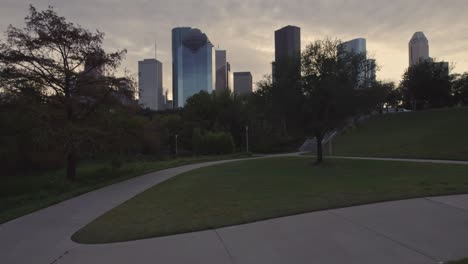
110,157,123,169
193,129,235,155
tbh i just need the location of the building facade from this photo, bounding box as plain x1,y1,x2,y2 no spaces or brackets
138,58,163,110
234,72,253,95
172,27,216,108
227,62,234,92
339,38,366,54
274,25,301,81
409,32,430,66
216,50,228,91
339,38,376,87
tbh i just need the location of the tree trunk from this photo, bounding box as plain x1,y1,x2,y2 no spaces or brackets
315,135,323,164
66,147,77,181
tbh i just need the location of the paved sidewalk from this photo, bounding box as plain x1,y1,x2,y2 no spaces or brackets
1,154,468,264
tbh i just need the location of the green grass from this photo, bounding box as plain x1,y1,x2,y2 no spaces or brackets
449,259,468,264
333,107,468,160
72,156,468,244
0,153,251,224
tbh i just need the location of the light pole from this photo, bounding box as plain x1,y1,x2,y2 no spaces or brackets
245,125,249,153
175,134,178,156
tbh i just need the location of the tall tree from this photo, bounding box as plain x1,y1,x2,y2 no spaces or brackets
0,6,127,180
400,60,451,110
301,39,372,164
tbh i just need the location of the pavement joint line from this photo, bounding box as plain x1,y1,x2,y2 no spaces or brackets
326,210,441,263
48,250,70,264
213,229,236,264
424,197,468,215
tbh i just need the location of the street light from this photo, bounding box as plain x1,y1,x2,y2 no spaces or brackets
175,134,178,156
245,125,249,153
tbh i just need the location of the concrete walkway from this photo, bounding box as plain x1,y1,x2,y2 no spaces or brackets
1,154,468,264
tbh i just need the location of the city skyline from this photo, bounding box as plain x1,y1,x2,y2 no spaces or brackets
1,0,468,99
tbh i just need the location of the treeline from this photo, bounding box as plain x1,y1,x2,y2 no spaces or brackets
1,6,467,179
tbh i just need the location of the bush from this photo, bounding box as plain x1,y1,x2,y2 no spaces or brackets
192,129,235,155
110,157,123,169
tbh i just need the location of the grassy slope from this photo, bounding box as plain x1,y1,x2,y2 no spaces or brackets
0,153,250,224
450,259,468,264
73,157,468,244
333,107,468,160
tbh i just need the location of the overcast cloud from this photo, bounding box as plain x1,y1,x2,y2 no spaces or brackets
1,0,468,97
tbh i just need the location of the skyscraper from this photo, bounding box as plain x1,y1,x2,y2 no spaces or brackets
409,32,430,66
172,27,191,108
274,25,301,80
227,62,234,92
172,27,216,108
234,72,253,95
339,38,366,55
215,50,228,91
339,38,376,86
138,58,163,110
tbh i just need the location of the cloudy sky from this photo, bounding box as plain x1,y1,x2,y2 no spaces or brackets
1,0,468,97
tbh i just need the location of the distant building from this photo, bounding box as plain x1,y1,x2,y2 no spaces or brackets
366,59,377,83
84,51,105,78
138,58,163,110
234,72,253,95
409,32,430,66
227,62,234,92
339,38,366,54
162,89,173,110
172,27,216,108
339,38,376,87
433,61,450,77
274,25,301,81
216,50,228,91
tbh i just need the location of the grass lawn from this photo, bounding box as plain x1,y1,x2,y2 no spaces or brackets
333,107,468,161
73,156,468,244
449,259,468,264
0,153,251,224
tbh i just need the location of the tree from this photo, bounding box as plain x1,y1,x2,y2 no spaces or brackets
272,58,304,136
400,60,451,110
301,39,373,164
384,85,402,111
0,6,127,180
452,73,468,106
183,90,247,151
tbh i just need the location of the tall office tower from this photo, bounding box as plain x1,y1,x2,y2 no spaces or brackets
274,25,301,80
172,27,216,108
339,38,367,55
216,50,228,91
172,27,192,108
138,58,163,110
339,38,376,87
234,72,253,95
409,32,430,66
227,62,234,92
366,59,377,83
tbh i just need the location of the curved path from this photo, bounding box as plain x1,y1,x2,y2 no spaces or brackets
1,154,468,264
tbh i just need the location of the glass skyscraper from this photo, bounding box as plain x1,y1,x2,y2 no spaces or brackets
172,27,215,108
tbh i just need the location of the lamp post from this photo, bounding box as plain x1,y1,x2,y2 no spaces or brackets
175,134,178,156
245,125,249,153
